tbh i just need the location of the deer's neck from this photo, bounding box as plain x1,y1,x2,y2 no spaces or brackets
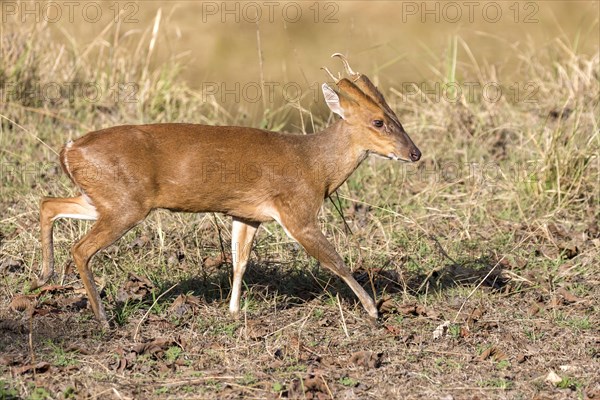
310,120,368,197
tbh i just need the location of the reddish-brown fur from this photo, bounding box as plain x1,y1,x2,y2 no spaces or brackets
37,55,421,327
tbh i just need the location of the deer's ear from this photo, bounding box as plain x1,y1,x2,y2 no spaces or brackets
322,83,345,119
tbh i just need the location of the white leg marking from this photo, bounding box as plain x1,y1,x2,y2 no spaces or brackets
52,213,98,221
51,195,99,221
270,212,298,243
229,218,259,314
229,219,246,314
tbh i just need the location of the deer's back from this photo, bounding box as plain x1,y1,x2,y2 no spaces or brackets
62,124,321,221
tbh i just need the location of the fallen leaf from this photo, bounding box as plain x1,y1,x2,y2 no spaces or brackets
113,347,133,373
116,273,156,303
288,374,329,399
14,362,51,375
38,284,74,294
169,294,203,317
547,223,569,239
556,287,581,304
244,320,271,340
377,296,396,314
147,314,175,330
558,241,579,259
396,303,428,317
349,351,382,369
415,304,428,316
398,304,417,315
65,344,92,355
538,245,560,260
514,256,528,269
384,324,402,336
175,334,188,350
9,295,35,313
32,306,58,317
132,338,175,357
478,346,507,362
467,306,486,328
203,253,231,270
478,347,493,361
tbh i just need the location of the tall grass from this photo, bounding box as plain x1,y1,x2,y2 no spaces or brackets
0,17,598,295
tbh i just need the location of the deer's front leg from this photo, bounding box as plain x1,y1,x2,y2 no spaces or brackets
229,217,260,315
279,219,378,320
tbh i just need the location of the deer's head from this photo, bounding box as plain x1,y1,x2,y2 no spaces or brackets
322,53,421,162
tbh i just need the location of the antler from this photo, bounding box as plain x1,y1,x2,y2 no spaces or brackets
320,66,340,83
322,53,362,84
331,53,360,81
323,53,382,107
331,53,398,118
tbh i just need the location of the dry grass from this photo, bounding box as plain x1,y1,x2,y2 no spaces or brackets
1,9,599,400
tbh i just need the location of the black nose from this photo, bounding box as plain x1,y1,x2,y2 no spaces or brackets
410,147,421,162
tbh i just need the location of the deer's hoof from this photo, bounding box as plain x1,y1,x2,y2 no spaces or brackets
29,274,54,291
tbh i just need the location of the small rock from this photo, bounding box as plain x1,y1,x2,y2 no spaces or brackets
545,370,562,385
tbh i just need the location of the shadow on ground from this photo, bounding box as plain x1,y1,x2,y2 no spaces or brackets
156,255,509,311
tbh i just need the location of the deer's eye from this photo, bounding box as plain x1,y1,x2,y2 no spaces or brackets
372,120,384,128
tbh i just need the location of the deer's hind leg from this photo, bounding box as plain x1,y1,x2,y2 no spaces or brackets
35,195,98,289
39,194,149,327
71,211,147,327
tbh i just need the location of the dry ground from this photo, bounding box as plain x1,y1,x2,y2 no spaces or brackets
1,213,598,399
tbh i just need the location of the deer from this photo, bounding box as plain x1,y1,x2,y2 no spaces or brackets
35,54,421,328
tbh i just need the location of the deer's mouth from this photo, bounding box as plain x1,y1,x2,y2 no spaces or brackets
369,151,411,162
386,153,412,162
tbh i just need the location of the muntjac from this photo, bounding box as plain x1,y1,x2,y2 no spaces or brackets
36,54,421,328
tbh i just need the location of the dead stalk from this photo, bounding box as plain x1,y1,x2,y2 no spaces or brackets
133,283,178,341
